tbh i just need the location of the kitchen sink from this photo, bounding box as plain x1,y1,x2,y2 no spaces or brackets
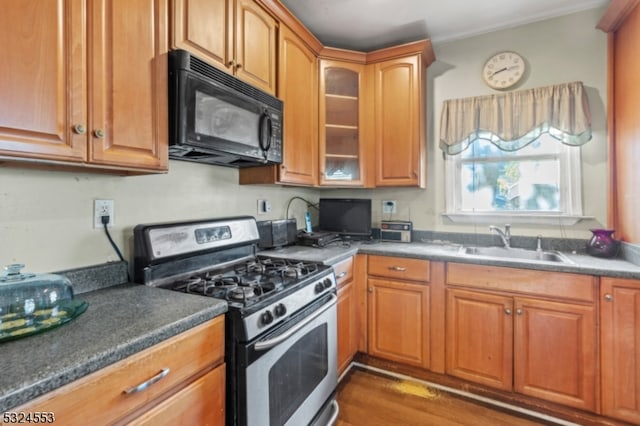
457,246,574,264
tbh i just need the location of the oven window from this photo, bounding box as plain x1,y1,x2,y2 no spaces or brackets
268,323,328,426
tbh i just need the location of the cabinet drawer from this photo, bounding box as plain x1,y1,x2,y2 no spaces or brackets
333,256,354,288
368,255,430,282
128,363,225,426
18,316,225,425
446,263,596,302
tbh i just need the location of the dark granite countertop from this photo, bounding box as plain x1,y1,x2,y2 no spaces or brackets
0,283,227,412
4,238,639,413
265,241,640,279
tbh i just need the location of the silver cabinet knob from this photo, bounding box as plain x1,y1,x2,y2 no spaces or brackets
94,129,105,139
73,124,86,134
505,308,512,315
516,308,523,316
604,294,613,302
367,287,373,293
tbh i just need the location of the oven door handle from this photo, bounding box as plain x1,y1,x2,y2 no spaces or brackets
254,293,337,351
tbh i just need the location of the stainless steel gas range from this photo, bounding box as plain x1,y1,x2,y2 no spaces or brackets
133,216,339,426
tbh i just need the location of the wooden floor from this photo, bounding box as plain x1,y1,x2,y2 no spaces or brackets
336,367,556,426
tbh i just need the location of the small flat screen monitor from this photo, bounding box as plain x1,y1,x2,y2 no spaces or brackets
318,198,372,238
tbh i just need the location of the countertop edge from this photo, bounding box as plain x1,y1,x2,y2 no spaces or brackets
0,300,226,412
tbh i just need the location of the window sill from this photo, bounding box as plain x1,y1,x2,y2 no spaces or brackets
442,212,593,226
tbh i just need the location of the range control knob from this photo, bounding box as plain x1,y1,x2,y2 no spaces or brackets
260,310,274,326
274,303,287,317
323,278,333,289
315,282,325,293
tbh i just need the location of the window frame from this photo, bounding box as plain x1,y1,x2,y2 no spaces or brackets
443,138,587,226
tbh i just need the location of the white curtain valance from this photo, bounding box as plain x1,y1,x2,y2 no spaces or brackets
439,81,592,155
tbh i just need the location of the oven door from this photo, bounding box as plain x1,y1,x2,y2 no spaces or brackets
244,292,338,426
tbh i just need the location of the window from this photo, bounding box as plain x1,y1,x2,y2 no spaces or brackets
444,134,583,225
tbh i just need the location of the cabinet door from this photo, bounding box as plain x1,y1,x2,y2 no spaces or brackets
129,364,225,426
89,0,168,171
319,60,366,186
171,0,232,70
601,277,640,423
234,0,276,95
337,280,357,375
0,0,86,162
368,278,430,368
514,297,596,411
276,25,318,185
373,54,425,187
445,289,513,390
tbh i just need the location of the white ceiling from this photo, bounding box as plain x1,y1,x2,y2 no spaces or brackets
280,0,609,50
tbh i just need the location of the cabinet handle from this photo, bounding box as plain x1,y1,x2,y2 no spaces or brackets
413,171,418,177
505,308,512,315
73,124,86,135
389,266,406,272
93,129,105,139
236,63,242,69
227,60,235,67
123,368,170,395
336,272,347,279
368,287,373,293
604,293,613,301
516,308,523,315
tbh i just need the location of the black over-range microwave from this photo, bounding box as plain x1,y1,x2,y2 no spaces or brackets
168,49,283,167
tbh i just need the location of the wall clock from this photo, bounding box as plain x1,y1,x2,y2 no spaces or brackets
482,51,526,90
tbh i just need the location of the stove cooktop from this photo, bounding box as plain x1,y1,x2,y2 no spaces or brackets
168,256,329,309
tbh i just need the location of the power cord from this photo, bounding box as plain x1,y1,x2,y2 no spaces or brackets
101,215,131,281
285,196,319,219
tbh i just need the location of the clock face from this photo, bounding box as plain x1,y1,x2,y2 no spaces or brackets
482,51,525,90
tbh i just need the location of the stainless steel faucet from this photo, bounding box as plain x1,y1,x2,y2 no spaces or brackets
489,224,511,248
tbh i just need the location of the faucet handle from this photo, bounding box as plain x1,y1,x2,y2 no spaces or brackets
536,235,543,252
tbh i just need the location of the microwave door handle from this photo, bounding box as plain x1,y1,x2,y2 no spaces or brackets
258,112,273,155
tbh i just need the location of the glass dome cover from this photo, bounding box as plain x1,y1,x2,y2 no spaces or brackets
0,264,88,342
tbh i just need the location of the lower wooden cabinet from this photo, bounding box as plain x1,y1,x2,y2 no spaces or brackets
366,256,431,368
337,280,357,375
601,277,640,424
336,256,357,374
445,289,513,390
129,363,225,426
513,296,596,410
13,316,225,425
445,264,597,411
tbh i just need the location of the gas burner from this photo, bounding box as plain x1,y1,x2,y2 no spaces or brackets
258,257,319,280
235,260,266,275
230,286,259,301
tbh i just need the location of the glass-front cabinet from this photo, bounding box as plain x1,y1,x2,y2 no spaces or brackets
319,60,367,186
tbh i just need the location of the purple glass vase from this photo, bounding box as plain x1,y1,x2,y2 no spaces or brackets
586,229,621,258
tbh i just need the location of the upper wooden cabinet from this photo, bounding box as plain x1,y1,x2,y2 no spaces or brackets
238,13,435,188
239,23,318,186
369,43,432,187
601,276,640,424
275,24,318,185
598,0,640,242
0,0,168,173
171,0,277,95
318,56,371,186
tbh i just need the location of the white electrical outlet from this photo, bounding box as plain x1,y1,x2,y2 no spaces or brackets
94,199,115,228
257,199,271,215
382,200,397,214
